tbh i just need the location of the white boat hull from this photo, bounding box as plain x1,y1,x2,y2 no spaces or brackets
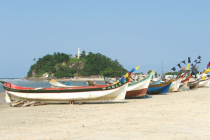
168,78,182,92
180,81,188,87
126,71,153,97
74,83,128,103
198,79,210,87
6,83,128,104
127,76,152,91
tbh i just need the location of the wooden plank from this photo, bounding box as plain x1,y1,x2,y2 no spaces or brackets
22,101,36,107
10,100,24,107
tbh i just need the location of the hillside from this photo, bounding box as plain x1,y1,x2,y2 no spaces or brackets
27,52,128,79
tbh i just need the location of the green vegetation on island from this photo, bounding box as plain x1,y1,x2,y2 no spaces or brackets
27,51,128,79
147,70,157,76
164,72,182,76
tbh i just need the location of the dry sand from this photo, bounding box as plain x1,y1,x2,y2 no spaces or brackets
0,88,210,140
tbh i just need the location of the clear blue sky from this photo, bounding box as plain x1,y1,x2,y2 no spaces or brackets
0,0,210,78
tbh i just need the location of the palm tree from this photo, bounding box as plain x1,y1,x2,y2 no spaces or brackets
80,51,86,59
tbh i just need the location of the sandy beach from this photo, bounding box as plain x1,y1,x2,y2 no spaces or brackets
0,88,210,140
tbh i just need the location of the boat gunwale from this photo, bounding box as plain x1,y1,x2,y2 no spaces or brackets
128,70,154,86
181,73,191,83
149,78,174,88
0,79,129,93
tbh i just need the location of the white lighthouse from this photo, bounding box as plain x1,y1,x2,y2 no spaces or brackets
86,47,89,56
78,48,80,59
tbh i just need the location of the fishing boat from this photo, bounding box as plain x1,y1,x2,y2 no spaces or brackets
168,78,182,92
49,79,78,88
146,79,173,94
126,70,154,98
168,74,184,92
180,73,191,87
180,81,188,87
198,78,210,87
86,80,101,86
0,78,129,104
88,71,154,98
150,79,162,85
188,79,200,89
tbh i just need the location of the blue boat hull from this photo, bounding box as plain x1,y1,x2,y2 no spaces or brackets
147,82,172,94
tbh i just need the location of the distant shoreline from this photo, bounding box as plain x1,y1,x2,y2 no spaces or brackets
0,77,117,82
27,78,116,82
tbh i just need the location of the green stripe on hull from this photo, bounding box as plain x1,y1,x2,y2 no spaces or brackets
128,71,153,86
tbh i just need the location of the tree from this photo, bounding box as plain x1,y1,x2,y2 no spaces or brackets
80,50,86,59
147,70,157,76
81,52,127,77
27,52,128,78
75,62,84,76
69,54,72,59
99,70,103,76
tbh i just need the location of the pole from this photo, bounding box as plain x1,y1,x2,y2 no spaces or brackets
161,61,163,78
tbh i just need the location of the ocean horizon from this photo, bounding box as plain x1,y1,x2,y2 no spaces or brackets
0,78,21,79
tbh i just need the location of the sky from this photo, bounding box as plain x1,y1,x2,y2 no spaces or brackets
0,0,210,78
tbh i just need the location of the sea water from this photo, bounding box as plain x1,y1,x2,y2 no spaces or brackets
0,78,105,93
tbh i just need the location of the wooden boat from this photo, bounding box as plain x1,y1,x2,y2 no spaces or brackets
126,70,154,98
168,74,185,92
49,79,78,88
146,79,174,94
180,81,188,87
88,71,154,98
150,79,162,85
87,80,101,86
168,78,182,92
198,78,210,87
0,78,129,104
180,73,191,86
188,79,200,89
